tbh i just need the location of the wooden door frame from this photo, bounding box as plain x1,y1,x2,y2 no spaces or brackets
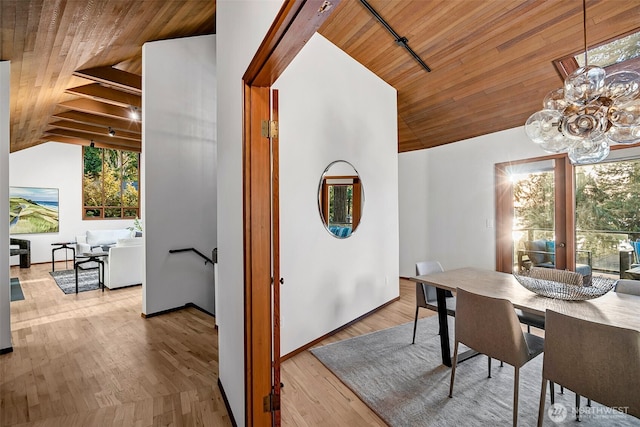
495,154,576,273
241,1,341,425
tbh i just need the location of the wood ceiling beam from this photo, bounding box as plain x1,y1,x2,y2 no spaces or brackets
52,110,141,133
58,98,139,122
43,135,141,153
73,66,142,94
66,83,142,108
48,120,141,142
243,0,342,87
45,128,141,150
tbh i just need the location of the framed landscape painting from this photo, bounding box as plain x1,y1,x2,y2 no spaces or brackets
10,186,59,234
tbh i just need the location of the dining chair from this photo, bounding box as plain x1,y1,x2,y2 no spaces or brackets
615,279,640,296
449,288,544,427
537,310,640,426
413,261,455,344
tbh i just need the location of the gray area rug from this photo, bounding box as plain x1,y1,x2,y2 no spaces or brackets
311,316,640,426
50,269,101,294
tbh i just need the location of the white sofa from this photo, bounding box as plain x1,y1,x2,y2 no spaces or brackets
104,237,144,289
76,229,143,289
76,228,134,254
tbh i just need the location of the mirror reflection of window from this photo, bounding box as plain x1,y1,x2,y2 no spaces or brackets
318,161,364,238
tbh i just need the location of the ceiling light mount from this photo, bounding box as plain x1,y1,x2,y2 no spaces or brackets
129,106,140,121
525,0,640,164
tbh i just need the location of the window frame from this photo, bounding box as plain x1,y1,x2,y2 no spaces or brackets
82,146,141,220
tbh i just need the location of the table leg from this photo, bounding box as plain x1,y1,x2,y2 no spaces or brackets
99,259,104,292
68,247,75,270
75,261,79,294
436,287,452,367
52,248,56,272
436,288,480,367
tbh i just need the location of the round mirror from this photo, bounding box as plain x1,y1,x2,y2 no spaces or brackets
318,160,364,238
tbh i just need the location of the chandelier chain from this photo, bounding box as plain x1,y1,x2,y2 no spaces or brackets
582,0,588,67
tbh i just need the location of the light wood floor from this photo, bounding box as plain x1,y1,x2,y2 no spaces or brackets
3,263,426,426
281,279,434,426
2,262,232,427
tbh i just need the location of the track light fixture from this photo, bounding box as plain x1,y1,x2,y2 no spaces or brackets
359,0,431,73
90,140,95,148
108,127,116,137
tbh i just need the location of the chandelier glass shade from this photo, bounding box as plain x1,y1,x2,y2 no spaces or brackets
525,67,640,164
524,0,640,165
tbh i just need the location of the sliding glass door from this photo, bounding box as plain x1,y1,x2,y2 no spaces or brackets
509,160,556,272
497,154,640,277
575,159,640,277
496,156,576,274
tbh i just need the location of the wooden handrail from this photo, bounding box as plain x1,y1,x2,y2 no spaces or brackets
169,248,215,265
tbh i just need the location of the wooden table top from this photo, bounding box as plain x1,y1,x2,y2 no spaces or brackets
411,267,640,332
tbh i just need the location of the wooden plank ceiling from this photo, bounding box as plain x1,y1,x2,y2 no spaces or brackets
2,1,640,154
318,0,640,152
0,0,215,153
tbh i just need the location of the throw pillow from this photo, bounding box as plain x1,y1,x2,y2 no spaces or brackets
545,240,556,264
116,237,143,247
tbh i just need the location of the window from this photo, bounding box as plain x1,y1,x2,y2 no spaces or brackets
575,159,640,273
574,30,640,68
555,28,640,78
83,146,140,219
497,155,640,276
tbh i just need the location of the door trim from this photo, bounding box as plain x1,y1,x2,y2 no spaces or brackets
495,154,576,273
241,1,341,425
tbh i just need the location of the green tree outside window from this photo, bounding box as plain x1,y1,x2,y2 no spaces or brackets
83,146,140,219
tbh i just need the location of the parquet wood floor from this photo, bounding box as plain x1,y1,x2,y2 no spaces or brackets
4,262,424,426
2,262,231,427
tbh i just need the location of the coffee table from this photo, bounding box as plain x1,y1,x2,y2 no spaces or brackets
74,252,108,294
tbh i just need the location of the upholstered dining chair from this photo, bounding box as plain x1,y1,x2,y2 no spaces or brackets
537,310,640,426
615,279,640,296
449,288,545,427
412,261,455,344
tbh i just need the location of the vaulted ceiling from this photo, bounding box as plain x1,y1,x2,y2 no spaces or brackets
2,0,640,154
1,0,215,153
318,0,640,152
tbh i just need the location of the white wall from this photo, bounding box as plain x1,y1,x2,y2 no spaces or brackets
398,148,430,277
9,143,135,266
398,127,640,276
142,35,217,316
395,129,544,279
217,1,283,424
1,61,11,351
273,33,399,355
398,127,543,275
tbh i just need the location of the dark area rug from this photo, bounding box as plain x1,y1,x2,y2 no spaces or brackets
10,277,24,301
311,316,640,427
50,269,101,294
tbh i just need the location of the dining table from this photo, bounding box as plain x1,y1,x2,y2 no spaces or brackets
410,267,640,367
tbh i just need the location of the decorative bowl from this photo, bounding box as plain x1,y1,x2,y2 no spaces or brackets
513,272,617,301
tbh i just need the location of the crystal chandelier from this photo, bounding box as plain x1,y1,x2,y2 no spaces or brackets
524,0,640,165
